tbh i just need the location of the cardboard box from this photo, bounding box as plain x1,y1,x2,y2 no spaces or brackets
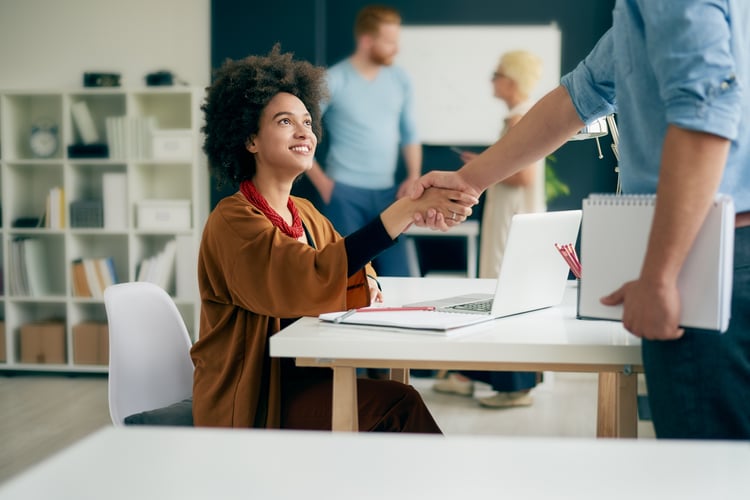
0,322,6,362
137,199,191,230
151,129,192,160
20,321,66,364
73,321,109,365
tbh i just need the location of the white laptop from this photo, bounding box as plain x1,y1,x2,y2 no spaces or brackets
320,210,581,332
406,209,582,318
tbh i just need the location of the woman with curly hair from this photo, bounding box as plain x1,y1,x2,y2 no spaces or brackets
191,46,475,432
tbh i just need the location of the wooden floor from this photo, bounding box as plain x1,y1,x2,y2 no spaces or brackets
0,371,654,485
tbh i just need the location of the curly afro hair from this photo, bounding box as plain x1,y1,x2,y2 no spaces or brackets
201,45,327,189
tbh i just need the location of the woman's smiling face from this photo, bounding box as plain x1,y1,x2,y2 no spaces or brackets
246,92,318,177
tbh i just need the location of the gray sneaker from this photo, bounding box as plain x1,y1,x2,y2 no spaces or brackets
477,391,533,408
432,373,474,396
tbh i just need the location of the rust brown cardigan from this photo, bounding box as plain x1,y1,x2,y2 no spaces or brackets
190,192,373,428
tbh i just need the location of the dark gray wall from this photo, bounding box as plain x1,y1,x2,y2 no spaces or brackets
210,0,618,272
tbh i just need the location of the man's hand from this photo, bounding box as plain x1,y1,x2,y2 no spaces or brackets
411,170,480,199
600,278,685,340
410,171,480,229
396,177,419,200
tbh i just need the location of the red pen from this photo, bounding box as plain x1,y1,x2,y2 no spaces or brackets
355,306,436,312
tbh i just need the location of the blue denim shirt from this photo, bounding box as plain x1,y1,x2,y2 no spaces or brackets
561,0,750,212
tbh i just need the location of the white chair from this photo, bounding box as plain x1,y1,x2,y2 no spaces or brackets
104,282,194,426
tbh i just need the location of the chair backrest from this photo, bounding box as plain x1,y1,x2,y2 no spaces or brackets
104,282,194,425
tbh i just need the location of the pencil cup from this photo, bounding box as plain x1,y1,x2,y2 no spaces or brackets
575,278,582,319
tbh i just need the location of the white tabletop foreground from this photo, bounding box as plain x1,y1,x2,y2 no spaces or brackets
1,427,747,500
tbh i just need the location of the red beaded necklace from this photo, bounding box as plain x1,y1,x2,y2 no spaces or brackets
240,179,304,238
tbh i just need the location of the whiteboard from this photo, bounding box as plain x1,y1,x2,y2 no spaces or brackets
396,24,561,145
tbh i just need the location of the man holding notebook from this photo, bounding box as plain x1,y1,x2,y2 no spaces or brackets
413,2,750,440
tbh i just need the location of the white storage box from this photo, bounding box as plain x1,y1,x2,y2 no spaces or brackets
137,199,191,230
152,129,193,160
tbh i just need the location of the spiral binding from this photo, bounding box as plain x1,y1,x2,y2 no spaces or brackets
584,193,656,206
585,193,731,208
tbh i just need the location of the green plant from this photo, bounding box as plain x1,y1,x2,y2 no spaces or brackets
545,154,570,203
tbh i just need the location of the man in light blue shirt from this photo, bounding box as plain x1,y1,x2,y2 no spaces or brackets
414,1,750,438
306,5,421,277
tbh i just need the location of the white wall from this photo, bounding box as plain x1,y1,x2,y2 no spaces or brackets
396,24,561,145
0,0,210,89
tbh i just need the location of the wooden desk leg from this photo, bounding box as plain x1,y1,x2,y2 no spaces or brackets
597,371,638,438
616,372,638,438
390,368,409,384
332,366,359,432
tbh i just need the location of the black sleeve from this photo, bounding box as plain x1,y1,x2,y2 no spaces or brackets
344,216,396,276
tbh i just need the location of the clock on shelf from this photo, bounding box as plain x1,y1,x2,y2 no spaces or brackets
30,118,59,158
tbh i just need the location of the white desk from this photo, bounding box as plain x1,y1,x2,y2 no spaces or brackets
2,427,748,499
271,277,643,437
405,220,479,277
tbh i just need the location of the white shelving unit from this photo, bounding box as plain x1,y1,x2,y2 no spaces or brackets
0,87,209,373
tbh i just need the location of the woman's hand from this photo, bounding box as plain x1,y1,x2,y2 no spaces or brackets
367,275,383,304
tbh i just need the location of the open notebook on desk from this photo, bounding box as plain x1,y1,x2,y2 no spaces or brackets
319,307,495,332
319,210,582,333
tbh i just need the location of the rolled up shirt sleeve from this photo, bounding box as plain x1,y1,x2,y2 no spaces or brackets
561,28,618,124
639,0,741,140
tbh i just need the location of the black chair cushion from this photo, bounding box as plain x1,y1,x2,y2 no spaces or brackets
123,398,194,426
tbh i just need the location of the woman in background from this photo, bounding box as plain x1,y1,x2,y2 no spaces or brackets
434,50,545,408
192,47,474,431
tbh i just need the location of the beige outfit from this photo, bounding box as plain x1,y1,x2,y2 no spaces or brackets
478,101,545,279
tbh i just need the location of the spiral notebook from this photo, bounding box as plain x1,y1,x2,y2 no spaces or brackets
578,193,735,333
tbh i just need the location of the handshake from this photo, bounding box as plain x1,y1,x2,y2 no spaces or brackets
407,171,480,232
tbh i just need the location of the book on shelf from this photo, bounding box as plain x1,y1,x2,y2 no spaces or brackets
157,239,178,291
45,186,65,229
101,172,127,229
105,116,156,160
82,259,103,298
95,257,118,292
9,238,51,297
71,259,91,297
71,100,100,144
137,239,177,293
92,259,109,293
175,234,197,299
23,238,51,296
103,256,119,285
73,257,118,298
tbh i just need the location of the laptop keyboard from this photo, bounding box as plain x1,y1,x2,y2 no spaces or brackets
447,299,494,313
